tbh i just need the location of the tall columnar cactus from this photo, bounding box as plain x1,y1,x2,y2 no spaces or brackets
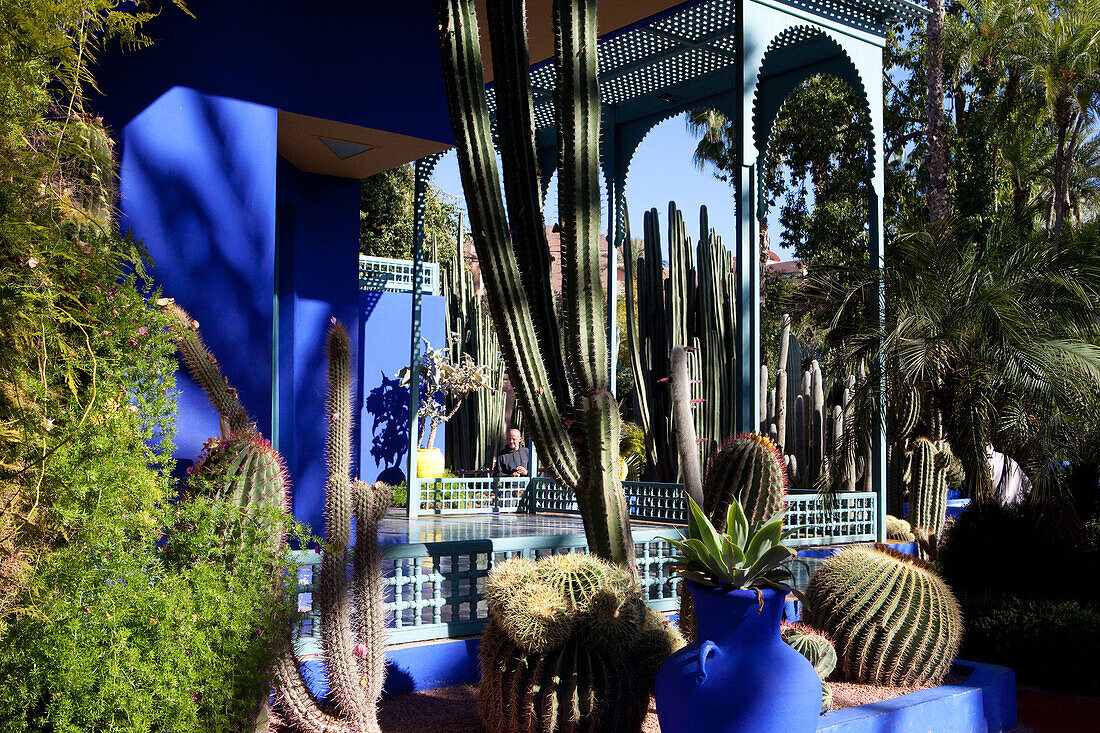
701,432,787,529
625,203,738,481
440,0,635,568
442,228,508,472
272,324,393,733
804,545,963,686
478,554,683,733
907,437,952,557
669,345,703,506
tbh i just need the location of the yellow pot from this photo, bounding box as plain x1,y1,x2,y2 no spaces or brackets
416,448,445,479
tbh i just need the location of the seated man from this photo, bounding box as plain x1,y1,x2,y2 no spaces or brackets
493,428,530,478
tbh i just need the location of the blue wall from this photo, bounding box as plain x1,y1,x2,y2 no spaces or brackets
276,160,363,537
358,291,447,486
92,0,453,146
121,87,278,459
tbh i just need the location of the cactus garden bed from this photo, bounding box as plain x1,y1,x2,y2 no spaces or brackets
371,661,1014,732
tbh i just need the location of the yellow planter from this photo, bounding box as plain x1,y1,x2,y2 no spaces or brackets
416,448,445,478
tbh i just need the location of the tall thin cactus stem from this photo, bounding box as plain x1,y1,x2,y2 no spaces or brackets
440,0,635,569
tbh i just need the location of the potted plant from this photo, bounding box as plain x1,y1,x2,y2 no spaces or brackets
654,496,821,733
398,339,492,478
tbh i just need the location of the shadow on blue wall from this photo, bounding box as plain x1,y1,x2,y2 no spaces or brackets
366,373,410,482
121,87,277,459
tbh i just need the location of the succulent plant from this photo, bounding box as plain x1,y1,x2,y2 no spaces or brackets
665,495,796,592
702,432,787,529
479,554,683,733
804,545,963,686
625,203,740,481
906,437,953,558
781,622,837,679
272,323,393,733
166,302,251,435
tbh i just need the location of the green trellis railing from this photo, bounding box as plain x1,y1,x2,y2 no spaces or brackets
291,478,877,647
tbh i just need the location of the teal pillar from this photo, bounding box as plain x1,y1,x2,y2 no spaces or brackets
734,163,760,434
406,156,437,519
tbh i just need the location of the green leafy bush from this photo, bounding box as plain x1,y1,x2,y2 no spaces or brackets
959,591,1100,695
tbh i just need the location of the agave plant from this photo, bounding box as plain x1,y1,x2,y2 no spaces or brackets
664,495,796,591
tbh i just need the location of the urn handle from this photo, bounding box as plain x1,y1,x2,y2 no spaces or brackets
695,640,718,686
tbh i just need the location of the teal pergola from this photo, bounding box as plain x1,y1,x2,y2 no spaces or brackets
406,0,928,535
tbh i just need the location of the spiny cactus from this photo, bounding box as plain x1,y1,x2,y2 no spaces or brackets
885,514,916,542
702,432,787,529
441,0,635,569
907,437,952,558
272,323,392,733
804,545,963,686
188,431,289,547
625,203,739,481
781,623,836,714
166,302,251,435
669,345,703,506
781,623,837,679
479,554,683,733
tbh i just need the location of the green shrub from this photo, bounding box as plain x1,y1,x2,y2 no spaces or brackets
938,502,1100,602
0,499,307,732
959,591,1100,695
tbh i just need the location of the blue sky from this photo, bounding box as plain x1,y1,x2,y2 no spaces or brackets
429,111,797,261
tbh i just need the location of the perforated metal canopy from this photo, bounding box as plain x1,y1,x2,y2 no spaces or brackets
484,0,926,135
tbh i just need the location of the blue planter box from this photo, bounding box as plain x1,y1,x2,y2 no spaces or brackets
818,661,1016,733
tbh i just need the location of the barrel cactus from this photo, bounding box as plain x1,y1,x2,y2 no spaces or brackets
188,431,289,546
479,553,683,733
702,432,787,529
886,514,916,542
804,545,963,686
781,623,836,713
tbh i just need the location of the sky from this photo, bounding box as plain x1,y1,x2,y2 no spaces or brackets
429,111,797,262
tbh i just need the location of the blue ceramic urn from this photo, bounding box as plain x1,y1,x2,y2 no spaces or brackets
654,583,821,733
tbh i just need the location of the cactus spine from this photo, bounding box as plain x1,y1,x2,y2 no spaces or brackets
804,545,963,686
272,324,392,733
441,0,634,568
701,432,787,529
478,554,683,733
781,623,837,713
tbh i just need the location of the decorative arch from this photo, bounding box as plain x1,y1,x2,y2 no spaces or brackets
751,25,875,218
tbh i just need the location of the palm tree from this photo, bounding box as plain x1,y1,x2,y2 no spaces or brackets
1021,0,1100,243
800,220,1100,523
